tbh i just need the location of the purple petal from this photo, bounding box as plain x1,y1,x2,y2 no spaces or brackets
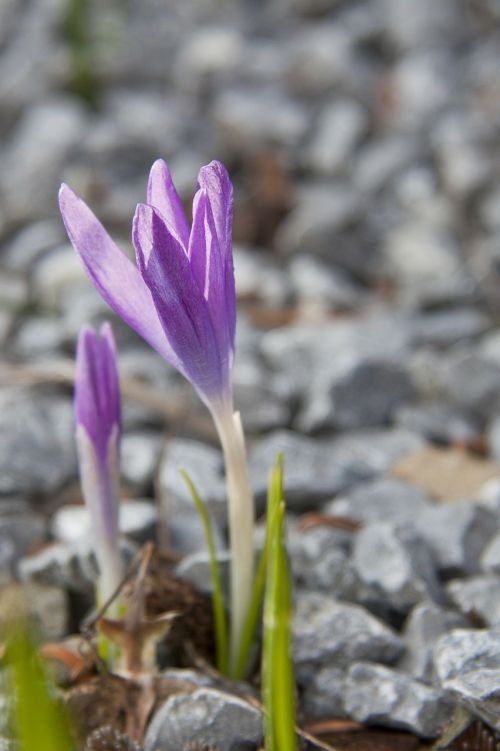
75,323,121,462
59,184,177,366
133,203,228,400
197,160,236,350
147,159,190,250
189,190,233,372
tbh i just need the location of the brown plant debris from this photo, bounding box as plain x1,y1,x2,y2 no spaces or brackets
66,674,146,748
145,560,215,666
84,725,144,751
437,710,500,751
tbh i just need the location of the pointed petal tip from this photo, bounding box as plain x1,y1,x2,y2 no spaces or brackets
99,321,116,351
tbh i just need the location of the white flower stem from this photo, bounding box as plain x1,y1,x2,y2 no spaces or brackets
212,401,255,673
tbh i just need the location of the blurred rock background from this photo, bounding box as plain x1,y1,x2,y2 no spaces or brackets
2,0,500,739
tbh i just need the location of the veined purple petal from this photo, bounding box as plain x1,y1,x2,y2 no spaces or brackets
75,323,121,463
133,203,228,400
197,160,236,349
59,184,178,366
197,161,233,260
147,159,190,250
189,189,233,372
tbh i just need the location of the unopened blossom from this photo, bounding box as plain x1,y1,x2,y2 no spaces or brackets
75,322,123,611
60,161,255,672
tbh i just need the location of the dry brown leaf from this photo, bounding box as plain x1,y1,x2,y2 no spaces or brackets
391,446,500,502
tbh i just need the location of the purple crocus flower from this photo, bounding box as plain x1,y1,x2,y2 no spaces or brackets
75,322,123,610
60,160,235,411
60,161,255,672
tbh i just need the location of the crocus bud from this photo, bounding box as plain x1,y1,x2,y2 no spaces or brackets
75,322,123,611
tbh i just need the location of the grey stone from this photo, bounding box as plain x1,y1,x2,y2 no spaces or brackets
332,429,424,477
411,309,490,348
325,478,434,524
176,550,230,597
260,315,418,432
480,184,500,233
480,532,500,574
0,272,28,312
305,99,369,176
18,537,137,595
284,24,354,95
381,0,466,49
440,137,491,200
289,526,350,592
399,602,467,683
12,316,67,359
0,0,66,118
487,417,500,464
293,592,404,681
249,430,360,510
290,0,343,15
446,576,500,627
233,246,290,308
31,245,88,309
1,98,87,223
434,627,500,731
144,688,262,751
414,501,498,577
249,429,394,512
59,283,112,343
288,256,366,311
299,359,415,433
233,381,291,433
354,136,419,193
0,220,64,272
434,627,500,680
383,222,462,301
159,437,226,524
439,670,500,734
301,666,346,720
173,26,246,93
213,87,308,151
390,51,457,129
395,404,480,446
349,521,442,615
438,353,500,419
121,431,163,492
0,512,45,573
343,662,452,738
0,389,77,497
274,183,367,271
51,500,157,545
0,311,12,348
158,438,226,554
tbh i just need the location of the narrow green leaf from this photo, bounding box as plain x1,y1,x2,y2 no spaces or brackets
233,453,284,680
262,456,297,751
6,619,73,751
180,468,229,676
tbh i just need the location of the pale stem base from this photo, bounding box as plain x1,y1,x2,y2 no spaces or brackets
212,402,255,673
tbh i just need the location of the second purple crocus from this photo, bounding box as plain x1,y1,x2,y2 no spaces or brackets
75,322,123,612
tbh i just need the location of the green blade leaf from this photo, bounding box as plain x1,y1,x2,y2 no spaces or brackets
181,468,229,676
262,456,297,751
6,619,73,751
